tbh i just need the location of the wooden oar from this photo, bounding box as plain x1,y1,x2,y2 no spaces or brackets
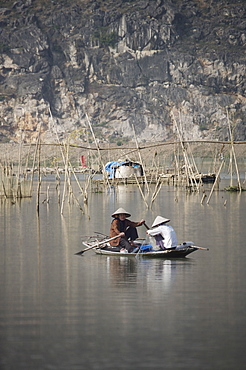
192,245,209,251
139,222,151,249
75,235,121,255
94,231,108,237
143,222,150,229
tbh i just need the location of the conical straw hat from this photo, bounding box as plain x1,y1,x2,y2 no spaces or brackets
151,216,170,228
112,207,131,217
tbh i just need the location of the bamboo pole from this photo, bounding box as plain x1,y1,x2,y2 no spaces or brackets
172,111,187,185
132,124,149,193
1,180,8,199
29,133,40,196
24,142,32,178
46,184,50,203
48,106,85,210
67,161,86,210
69,183,84,211
200,192,207,205
20,139,246,154
174,143,180,185
151,177,163,205
62,145,85,211
206,160,224,204
229,147,233,187
227,109,242,191
84,173,94,204
134,174,149,208
85,112,110,188
36,136,41,213
56,168,61,204
183,148,199,190
171,111,199,191
187,142,200,174
186,142,202,187
60,141,69,215
17,133,22,180
177,111,198,190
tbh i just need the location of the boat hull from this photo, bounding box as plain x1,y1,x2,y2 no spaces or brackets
94,246,197,258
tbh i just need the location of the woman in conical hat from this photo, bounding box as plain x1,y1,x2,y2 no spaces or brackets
111,207,131,218
147,215,178,250
151,216,170,228
109,207,145,252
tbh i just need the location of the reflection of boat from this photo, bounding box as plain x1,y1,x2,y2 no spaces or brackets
83,241,204,258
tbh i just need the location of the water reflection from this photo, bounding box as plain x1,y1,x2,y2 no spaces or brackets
104,255,194,295
1,180,246,370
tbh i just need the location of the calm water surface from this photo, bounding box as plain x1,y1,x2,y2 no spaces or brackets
0,178,246,369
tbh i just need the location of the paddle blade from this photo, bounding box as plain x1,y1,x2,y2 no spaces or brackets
74,250,84,255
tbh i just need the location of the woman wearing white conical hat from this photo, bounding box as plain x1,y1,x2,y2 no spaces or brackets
109,208,145,253
147,216,178,250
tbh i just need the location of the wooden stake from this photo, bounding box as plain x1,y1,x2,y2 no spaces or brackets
200,193,206,205
206,160,224,204
47,184,50,203
227,109,242,191
36,136,41,213
171,111,199,191
132,124,149,192
60,142,69,214
134,174,149,208
85,112,110,188
151,182,163,205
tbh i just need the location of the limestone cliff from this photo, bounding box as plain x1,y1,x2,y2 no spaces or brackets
0,0,245,144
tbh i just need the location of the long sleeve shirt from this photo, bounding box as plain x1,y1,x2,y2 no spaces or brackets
110,218,142,246
147,224,178,249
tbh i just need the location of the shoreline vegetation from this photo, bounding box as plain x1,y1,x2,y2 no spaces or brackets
0,140,245,212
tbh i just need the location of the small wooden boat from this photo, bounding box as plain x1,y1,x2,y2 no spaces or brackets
77,239,208,258
194,173,216,183
94,245,198,258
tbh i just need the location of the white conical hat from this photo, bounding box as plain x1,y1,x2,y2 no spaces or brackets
112,207,131,217
151,216,170,228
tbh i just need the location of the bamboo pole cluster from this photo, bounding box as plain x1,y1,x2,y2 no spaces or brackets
1,109,245,209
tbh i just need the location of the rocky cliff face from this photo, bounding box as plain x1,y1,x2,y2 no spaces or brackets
0,0,245,144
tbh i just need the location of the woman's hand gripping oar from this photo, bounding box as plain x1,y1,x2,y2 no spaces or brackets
75,234,123,255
